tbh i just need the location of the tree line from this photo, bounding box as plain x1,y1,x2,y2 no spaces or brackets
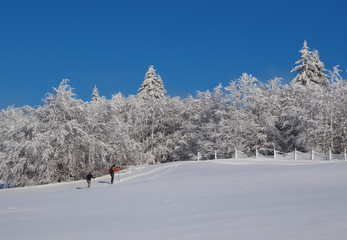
0,42,346,187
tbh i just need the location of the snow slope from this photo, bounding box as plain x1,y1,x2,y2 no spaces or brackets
1,159,347,240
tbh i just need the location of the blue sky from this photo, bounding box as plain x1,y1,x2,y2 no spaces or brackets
0,0,346,110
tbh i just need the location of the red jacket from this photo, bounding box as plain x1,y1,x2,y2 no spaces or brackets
108,166,118,173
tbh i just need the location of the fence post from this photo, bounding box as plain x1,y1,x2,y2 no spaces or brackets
311,150,314,160
255,148,258,159
215,151,217,160
294,148,297,160
328,148,332,161
234,148,238,159
197,152,200,162
274,148,276,159
344,149,346,161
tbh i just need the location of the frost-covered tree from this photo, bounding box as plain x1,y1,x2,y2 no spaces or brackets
215,73,264,154
1,80,113,187
125,94,185,163
181,84,226,160
250,77,283,150
291,41,317,86
26,80,107,184
0,105,40,187
328,65,343,84
311,50,328,86
292,72,346,154
92,85,100,102
106,93,152,166
133,65,173,162
273,86,307,152
291,41,328,87
300,85,329,152
138,65,166,99
326,66,347,152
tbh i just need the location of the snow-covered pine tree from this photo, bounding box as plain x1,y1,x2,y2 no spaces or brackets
291,40,317,86
92,85,100,102
311,50,328,86
138,65,166,99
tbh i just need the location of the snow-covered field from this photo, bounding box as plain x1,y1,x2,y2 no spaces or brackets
1,158,347,240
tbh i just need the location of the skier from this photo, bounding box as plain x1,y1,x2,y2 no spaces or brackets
108,164,118,184
86,172,95,188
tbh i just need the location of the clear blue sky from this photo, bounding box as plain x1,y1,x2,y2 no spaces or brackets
1,0,346,110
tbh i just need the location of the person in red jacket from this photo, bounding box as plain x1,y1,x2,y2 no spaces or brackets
108,164,118,184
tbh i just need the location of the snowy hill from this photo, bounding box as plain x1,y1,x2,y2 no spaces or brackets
1,159,347,240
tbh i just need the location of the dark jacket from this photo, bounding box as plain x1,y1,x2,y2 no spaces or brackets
86,173,95,181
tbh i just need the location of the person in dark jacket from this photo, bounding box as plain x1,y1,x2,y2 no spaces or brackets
108,164,118,184
86,172,95,188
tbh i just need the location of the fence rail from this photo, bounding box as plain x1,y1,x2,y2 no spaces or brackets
197,148,347,161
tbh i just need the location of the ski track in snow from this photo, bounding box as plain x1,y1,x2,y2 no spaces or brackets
92,161,183,187
147,161,181,180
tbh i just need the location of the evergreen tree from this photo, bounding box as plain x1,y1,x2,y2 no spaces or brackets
138,65,166,99
291,40,316,86
291,41,329,87
92,85,100,102
311,50,328,86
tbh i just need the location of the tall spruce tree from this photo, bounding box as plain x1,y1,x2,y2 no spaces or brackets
138,65,166,99
92,85,100,102
291,40,316,86
291,41,328,87
311,50,328,86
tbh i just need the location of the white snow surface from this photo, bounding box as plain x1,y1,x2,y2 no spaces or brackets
1,158,347,240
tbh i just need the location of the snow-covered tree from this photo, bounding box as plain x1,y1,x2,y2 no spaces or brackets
328,65,343,84
250,77,283,150
125,94,185,163
138,65,166,99
224,73,259,110
0,80,112,187
217,73,264,154
107,93,152,166
274,86,307,152
92,85,100,102
326,66,347,152
181,84,226,160
291,41,317,86
311,50,328,86
0,105,40,187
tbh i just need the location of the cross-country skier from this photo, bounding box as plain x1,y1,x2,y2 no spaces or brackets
86,172,95,188
108,164,118,184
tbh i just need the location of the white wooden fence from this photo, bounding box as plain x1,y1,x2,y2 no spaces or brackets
197,148,347,161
